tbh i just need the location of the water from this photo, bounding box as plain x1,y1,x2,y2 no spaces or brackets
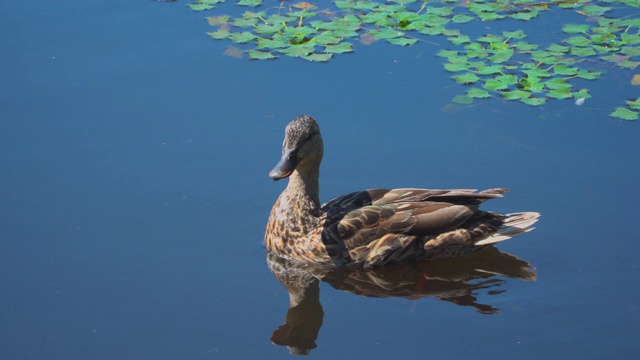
1,1,639,359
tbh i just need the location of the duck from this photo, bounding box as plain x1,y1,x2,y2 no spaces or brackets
265,115,539,268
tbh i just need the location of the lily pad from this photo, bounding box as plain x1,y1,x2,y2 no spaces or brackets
610,107,638,120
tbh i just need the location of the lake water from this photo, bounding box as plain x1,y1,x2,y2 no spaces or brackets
1,1,639,359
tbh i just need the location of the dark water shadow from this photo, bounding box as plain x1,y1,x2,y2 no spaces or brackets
267,248,535,355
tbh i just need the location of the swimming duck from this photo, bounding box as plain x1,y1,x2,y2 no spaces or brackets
266,115,539,268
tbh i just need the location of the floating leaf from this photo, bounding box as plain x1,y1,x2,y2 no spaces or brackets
453,73,481,84
547,88,572,99
563,24,590,34
189,3,214,11
279,44,315,57
483,79,509,91
237,0,262,7
207,29,230,39
387,37,418,46
553,65,579,76
631,74,640,85
571,47,597,57
324,42,354,54
502,30,526,39
467,87,491,98
501,90,531,100
610,107,638,120
581,5,611,17
573,89,591,99
565,36,592,47
248,50,276,60
444,62,468,72
448,35,471,45
627,98,640,110
520,97,546,106
302,53,332,62
369,28,403,40
476,64,503,75
229,31,258,43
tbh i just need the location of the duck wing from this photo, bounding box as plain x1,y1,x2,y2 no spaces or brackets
320,188,509,266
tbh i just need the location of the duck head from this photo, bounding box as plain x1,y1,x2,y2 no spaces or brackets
270,115,324,181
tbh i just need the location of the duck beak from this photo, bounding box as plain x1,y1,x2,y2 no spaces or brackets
269,148,297,181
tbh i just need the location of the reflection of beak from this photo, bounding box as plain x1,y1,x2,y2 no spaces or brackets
269,148,297,181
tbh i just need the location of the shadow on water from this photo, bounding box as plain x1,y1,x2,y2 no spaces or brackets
266,248,535,355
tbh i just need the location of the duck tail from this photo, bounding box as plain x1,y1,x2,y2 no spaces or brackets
475,212,540,246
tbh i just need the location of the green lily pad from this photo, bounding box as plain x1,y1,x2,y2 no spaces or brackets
563,24,590,34
387,37,418,46
610,107,638,120
520,97,546,106
453,73,481,84
248,50,276,60
501,90,531,100
229,31,258,43
627,98,640,110
207,29,230,39
324,42,354,54
302,53,333,62
467,87,491,98
237,0,262,7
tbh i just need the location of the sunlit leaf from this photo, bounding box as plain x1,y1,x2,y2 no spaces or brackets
476,64,503,75
501,90,531,100
207,29,230,39
437,49,458,59
631,74,640,85
509,11,538,21
189,3,214,11
571,47,597,57
545,78,571,90
553,65,579,76
387,37,418,46
467,87,491,98
502,30,526,39
237,0,262,7
489,49,514,63
324,42,354,54
565,36,592,47
573,89,591,99
452,73,481,84
448,35,471,45
520,97,546,106
581,5,612,16
229,31,258,43
576,69,602,80
279,44,314,57
610,107,638,120
302,53,332,62
563,24,590,34
514,42,538,51
547,88,572,99
444,62,468,72
547,44,570,53
627,98,640,110
483,79,509,91
369,28,403,40
248,50,276,60
621,46,640,56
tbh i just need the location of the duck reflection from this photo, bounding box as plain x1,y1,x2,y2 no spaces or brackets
267,248,535,355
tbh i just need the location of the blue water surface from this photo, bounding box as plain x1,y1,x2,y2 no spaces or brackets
1,1,639,359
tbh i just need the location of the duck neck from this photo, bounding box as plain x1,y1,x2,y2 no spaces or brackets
285,165,321,216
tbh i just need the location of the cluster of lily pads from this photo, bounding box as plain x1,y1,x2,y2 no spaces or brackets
189,0,640,120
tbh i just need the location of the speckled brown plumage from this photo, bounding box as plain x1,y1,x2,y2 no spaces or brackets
266,115,540,268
